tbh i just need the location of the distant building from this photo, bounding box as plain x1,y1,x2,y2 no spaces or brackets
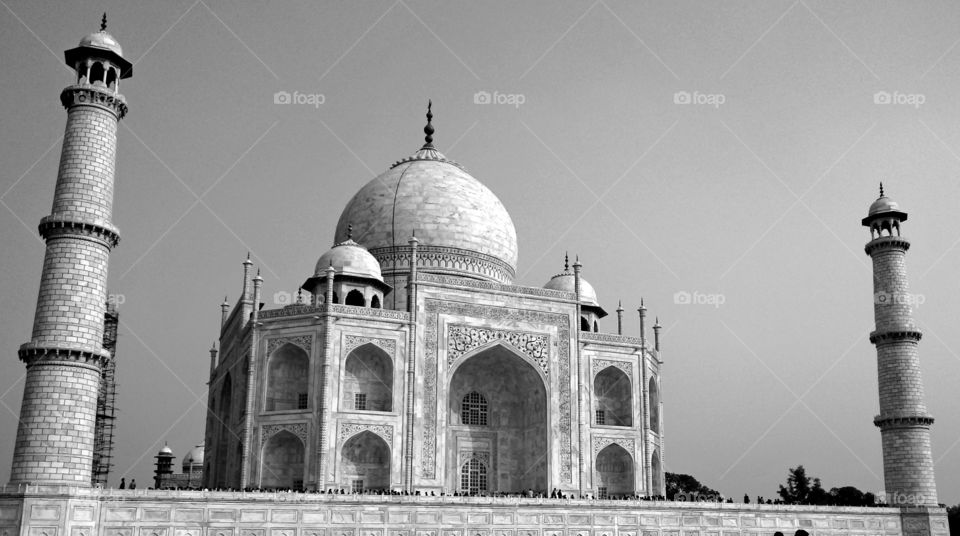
153,444,204,489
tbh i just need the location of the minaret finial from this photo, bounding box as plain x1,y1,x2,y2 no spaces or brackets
423,100,434,148
347,223,353,240
564,252,569,271
100,13,107,32
879,181,884,198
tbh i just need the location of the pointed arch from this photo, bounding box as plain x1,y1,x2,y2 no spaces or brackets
460,457,488,494
266,343,309,411
89,62,105,85
260,430,305,490
649,376,660,434
581,316,591,331
345,289,365,306
594,366,632,426
341,431,390,491
342,343,393,411
371,295,381,309
214,373,232,488
596,443,634,498
651,448,663,496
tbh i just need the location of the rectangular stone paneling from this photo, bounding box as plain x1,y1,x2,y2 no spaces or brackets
30,505,61,521
619,532,637,536
240,510,267,523
543,514,564,524
518,514,539,525
238,530,264,536
269,529,295,536
388,512,410,524
642,530,659,536
28,527,58,536
0,507,17,521
493,513,514,525
758,519,776,528
104,508,136,522
331,511,356,523
683,518,701,526
361,512,385,523
739,519,755,528
467,513,489,524
174,529,203,536
389,532,409,536
641,517,659,526
302,511,327,524
417,512,439,524
142,509,171,522
208,530,234,536
662,517,680,526
174,509,203,522
104,527,132,536
331,531,354,536
71,506,94,522
138,528,168,536
492,530,514,536
301,530,324,536
593,514,614,525
720,519,736,528
270,510,297,524
851,520,866,529
210,510,237,522
516,530,539,536
544,532,563,536
814,520,830,528
569,514,590,524
441,512,463,524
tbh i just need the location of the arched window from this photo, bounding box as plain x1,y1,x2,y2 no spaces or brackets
596,443,635,498
370,295,381,309
260,431,305,490
266,344,309,411
214,373,232,487
651,448,662,496
649,376,660,434
332,291,339,304
89,62,105,85
460,391,488,426
595,366,632,426
105,67,117,89
342,344,393,411
345,289,365,306
581,316,591,331
594,320,599,332
341,431,390,491
460,458,487,494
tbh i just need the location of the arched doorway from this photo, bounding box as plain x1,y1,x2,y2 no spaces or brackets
342,344,393,411
595,443,634,498
266,344,309,411
651,448,662,497
649,376,660,434
447,343,548,494
594,366,632,426
260,431,305,490
340,431,390,492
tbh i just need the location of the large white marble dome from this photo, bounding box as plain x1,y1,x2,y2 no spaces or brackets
334,141,518,284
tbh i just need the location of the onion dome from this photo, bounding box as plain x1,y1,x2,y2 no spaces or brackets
334,102,518,285
158,445,173,456
182,444,204,471
862,182,908,226
543,255,607,317
301,229,392,295
65,14,133,78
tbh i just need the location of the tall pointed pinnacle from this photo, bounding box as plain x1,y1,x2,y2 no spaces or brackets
100,12,107,32
879,181,885,198
564,252,570,272
422,100,434,149
346,223,353,240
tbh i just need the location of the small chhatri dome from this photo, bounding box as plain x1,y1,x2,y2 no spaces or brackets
158,445,173,456
862,182,908,226
65,13,133,78
314,237,384,282
543,256,606,316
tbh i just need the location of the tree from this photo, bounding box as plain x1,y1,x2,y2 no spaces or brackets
778,465,812,504
666,472,722,501
829,486,874,507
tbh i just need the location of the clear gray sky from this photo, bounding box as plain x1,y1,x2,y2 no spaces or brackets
1,0,958,503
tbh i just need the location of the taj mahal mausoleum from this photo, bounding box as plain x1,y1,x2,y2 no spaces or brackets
0,18,950,536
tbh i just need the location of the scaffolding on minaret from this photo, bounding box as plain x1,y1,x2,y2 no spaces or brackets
92,301,119,486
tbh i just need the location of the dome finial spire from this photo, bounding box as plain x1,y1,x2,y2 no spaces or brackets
423,100,434,148
347,223,353,240
100,12,107,32
879,181,885,198
564,252,569,271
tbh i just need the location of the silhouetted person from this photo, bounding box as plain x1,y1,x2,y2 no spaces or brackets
744,494,750,504
130,479,136,489
119,478,125,489
795,531,809,536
